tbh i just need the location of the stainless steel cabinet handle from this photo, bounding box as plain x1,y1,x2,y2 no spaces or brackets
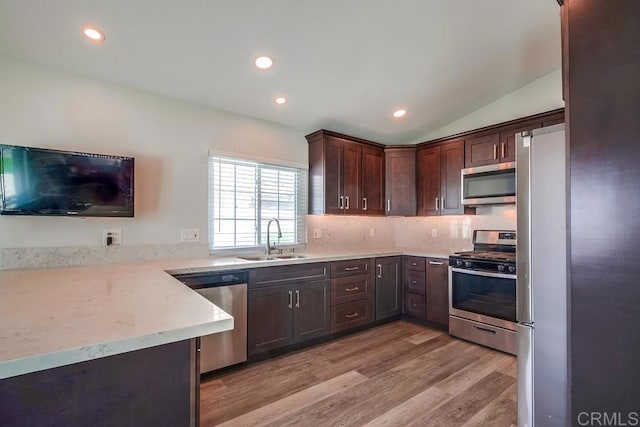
295,289,300,308
377,264,382,278
412,280,417,284
493,144,497,159
473,325,497,335
362,197,367,211
288,290,293,309
345,286,360,292
435,197,439,211
501,142,506,159
345,196,350,210
411,262,417,266
345,266,359,271
429,261,444,266
345,312,359,318
441,197,445,210
339,196,344,209
387,199,391,212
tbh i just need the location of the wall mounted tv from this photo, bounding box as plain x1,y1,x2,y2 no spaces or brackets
0,145,134,217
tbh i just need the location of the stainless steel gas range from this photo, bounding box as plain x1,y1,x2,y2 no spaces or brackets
448,230,517,355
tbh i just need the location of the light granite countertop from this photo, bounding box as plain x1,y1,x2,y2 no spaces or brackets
0,248,451,379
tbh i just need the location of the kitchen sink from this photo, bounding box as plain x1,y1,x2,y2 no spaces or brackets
237,254,307,262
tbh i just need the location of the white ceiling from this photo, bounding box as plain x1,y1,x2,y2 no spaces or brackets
0,0,561,144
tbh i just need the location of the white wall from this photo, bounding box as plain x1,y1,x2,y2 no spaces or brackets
0,56,307,249
418,68,564,142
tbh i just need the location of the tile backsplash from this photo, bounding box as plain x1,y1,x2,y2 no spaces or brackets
306,206,516,253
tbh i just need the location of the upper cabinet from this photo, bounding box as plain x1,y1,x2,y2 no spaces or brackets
417,140,468,216
307,130,385,216
385,147,416,216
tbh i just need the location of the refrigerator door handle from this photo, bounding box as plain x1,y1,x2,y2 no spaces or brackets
517,323,534,427
516,131,533,324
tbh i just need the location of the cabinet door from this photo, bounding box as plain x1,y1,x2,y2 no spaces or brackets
361,146,385,215
425,259,449,327
385,148,416,216
342,141,362,213
417,146,441,216
440,140,466,215
375,257,402,320
499,123,541,163
293,280,330,344
464,133,500,168
324,137,344,215
247,284,293,356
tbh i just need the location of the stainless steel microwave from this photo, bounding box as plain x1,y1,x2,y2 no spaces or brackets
461,162,516,206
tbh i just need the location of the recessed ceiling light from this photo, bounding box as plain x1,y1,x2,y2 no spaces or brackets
255,56,273,70
275,97,287,105
82,26,105,42
393,109,407,118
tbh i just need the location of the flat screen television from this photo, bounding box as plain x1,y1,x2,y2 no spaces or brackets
0,145,134,217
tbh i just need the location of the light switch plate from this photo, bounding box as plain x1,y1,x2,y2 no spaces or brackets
431,229,438,238
180,229,200,242
312,229,322,239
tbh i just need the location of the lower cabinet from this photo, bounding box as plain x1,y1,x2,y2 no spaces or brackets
425,258,449,327
330,258,376,333
375,256,402,320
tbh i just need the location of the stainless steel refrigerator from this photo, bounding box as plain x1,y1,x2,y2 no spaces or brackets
516,124,568,427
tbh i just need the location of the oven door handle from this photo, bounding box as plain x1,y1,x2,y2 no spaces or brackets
450,267,516,280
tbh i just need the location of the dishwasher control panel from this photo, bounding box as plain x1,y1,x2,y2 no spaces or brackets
171,270,248,289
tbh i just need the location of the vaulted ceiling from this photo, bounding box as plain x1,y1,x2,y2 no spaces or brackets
0,0,561,144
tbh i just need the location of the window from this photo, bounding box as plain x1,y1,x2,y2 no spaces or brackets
208,155,307,250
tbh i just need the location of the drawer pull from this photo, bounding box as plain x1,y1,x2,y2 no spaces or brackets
411,262,417,266
345,266,360,271
412,304,417,308
473,325,497,335
429,261,444,266
345,312,359,318
345,286,360,292
412,280,417,284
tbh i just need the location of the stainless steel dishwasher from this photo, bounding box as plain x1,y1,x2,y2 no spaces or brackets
172,270,248,374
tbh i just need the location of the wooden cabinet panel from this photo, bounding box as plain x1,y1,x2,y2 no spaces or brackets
375,256,402,320
342,142,362,213
361,146,385,215
405,256,426,271
330,258,372,278
417,145,441,216
405,293,426,320
440,140,466,215
249,263,329,288
331,274,374,305
404,270,426,295
248,284,294,356
324,137,344,214
464,133,500,168
293,281,330,344
425,258,449,327
385,147,416,216
331,299,375,333
498,123,541,164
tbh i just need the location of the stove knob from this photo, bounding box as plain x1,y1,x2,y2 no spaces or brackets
498,264,505,272
464,261,472,269
456,260,463,267
508,265,516,274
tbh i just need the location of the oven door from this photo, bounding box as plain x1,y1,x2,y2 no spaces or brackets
449,267,517,330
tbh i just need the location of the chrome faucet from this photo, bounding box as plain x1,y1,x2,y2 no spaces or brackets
266,218,282,255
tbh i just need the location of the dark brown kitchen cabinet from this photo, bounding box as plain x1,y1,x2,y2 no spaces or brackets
498,122,542,164
248,263,330,357
385,146,416,216
307,130,385,216
403,256,426,320
330,258,375,333
464,133,501,168
417,140,468,216
375,256,402,320
425,258,449,327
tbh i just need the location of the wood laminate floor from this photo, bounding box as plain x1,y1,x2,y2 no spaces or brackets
200,321,517,427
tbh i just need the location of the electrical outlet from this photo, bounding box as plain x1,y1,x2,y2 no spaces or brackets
180,229,200,243
103,229,122,246
431,229,438,238
369,228,375,237
312,229,322,239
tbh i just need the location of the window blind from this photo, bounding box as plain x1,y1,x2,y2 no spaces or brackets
208,156,307,250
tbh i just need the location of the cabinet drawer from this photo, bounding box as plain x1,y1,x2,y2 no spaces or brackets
405,256,425,272
404,270,426,295
249,263,329,288
331,299,374,333
331,275,373,305
330,259,373,278
405,293,426,320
